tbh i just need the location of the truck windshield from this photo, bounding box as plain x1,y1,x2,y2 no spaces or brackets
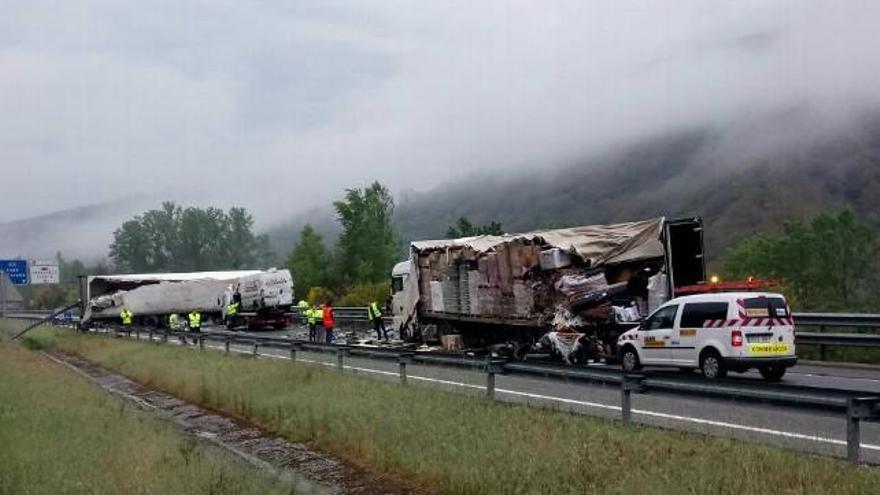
743,297,788,318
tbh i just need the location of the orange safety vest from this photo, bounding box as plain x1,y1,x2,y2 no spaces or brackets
322,305,335,328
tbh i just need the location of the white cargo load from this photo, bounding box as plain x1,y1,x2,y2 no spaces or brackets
82,269,293,323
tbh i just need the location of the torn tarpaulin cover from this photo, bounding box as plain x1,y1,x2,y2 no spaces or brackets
411,218,664,266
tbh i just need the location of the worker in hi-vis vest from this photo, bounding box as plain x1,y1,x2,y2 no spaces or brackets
188,310,202,332
120,308,133,327
368,300,387,341
168,313,180,330
322,302,335,344
297,299,309,324
307,306,320,342
226,301,240,329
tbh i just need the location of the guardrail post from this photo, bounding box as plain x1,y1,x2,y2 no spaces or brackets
621,374,646,425
819,325,827,361
198,335,204,351
290,343,300,362
224,338,231,354
336,346,349,371
178,332,186,345
162,330,168,344
844,397,880,464
399,352,414,385
847,402,860,464
486,358,507,400
148,328,154,343
252,341,259,357
135,327,140,340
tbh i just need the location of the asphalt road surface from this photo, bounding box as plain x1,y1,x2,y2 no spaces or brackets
192,323,880,464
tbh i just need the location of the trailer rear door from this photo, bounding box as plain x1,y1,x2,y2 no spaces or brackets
664,218,706,296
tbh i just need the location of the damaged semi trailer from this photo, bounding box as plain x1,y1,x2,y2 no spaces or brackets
78,269,295,330
390,217,705,363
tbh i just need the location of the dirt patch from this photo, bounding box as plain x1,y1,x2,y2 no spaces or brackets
44,350,419,495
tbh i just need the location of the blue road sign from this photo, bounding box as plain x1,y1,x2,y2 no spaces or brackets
0,259,29,285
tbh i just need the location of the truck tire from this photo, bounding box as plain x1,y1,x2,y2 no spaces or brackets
759,364,786,382
620,346,641,373
699,349,727,379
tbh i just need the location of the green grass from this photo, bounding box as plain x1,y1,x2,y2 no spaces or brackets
10,322,880,495
0,337,292,494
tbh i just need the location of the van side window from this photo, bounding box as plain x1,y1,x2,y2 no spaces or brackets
644,305,678,330
681,302,729,328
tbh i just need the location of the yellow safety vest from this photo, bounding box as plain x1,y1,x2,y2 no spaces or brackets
227,302,239,316
368,302,382,320
307,308,319,325
168,313,179,329
188,311,201,329
120,309,133,325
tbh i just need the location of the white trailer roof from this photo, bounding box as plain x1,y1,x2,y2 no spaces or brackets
89,270,262,283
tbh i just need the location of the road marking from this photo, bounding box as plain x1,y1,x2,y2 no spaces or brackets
195,342,880,452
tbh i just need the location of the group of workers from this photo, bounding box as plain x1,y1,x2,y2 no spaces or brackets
298,300,337,343
118,307,202,332
297,299,388,342
119,298,389,342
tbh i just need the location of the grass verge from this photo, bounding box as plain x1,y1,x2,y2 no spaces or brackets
10,321,880,494
0,338,291,494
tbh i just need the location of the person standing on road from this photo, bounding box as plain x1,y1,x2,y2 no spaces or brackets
322,301,336,344
297,299,309,325
307,305,319,342
188,310,202,343
368,300,387,341
120,307,133,328
168,313,179,330
226,300,240,330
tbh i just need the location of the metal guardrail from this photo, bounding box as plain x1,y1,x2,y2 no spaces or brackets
54,323,880,464
793,313,880,327
792,313,880,360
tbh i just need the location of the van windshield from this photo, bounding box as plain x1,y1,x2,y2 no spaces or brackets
743,297,788,318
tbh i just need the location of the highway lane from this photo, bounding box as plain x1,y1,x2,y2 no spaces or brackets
177,327,880,464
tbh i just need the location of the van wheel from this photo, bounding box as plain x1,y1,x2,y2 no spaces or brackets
620,347,641,373
699,350,727,379
759,364,786,382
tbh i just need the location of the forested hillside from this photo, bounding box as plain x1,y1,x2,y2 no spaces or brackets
393,120,880,262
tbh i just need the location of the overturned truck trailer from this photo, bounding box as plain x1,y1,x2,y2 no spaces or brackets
391,217,705,357
79,269,294,328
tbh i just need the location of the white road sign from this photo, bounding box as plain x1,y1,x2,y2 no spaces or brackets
29,261,59,285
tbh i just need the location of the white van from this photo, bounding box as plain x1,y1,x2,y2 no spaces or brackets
617,292,797,381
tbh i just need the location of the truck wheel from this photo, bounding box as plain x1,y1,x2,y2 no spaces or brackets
759,364,786,382
699,349,727,379
620,347,641,373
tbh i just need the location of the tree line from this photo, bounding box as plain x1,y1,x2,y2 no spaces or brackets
722,208,880,312
50,182,880,313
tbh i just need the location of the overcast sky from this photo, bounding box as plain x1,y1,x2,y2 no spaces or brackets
1,0,879,224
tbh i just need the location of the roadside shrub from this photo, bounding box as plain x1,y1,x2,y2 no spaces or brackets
337,281,391,307
306,286,336,305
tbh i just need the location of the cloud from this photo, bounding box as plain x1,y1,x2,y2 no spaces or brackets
1,0,879,229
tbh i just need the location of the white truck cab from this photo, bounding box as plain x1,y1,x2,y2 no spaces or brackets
617,292,797,381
